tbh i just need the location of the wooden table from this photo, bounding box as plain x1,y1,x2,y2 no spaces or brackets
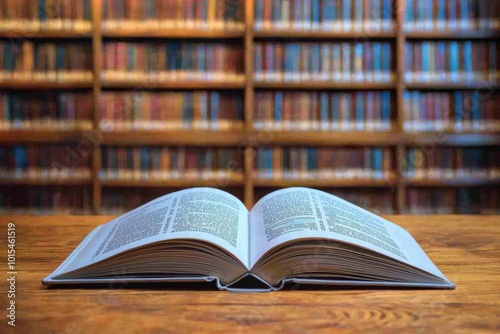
0,215,498,333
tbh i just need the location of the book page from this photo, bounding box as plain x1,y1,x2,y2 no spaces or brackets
57,188,250,275
249,187,448,280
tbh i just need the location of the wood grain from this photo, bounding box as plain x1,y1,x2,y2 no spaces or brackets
0,215,499,333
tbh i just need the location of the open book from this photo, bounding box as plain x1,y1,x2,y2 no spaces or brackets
43,187,455,291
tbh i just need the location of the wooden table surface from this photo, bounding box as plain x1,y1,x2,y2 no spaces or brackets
0,215,498,333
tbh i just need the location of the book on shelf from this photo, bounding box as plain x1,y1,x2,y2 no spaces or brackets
403,91,499,133
255,90,393,131
102,0,244,31
100,91,243,132
0,186,92,215
255,147,394,181
99,147,243,181
255,0,395,32
0,41,93,82
406,187,499,215
404,41,498,84
0,145,92,181
0,0,92,32
102,42,244,83
254,42,394,83
328,189,395,214
43,187,455,290
404,0,500,32
255,188,396,215
0,91,93,131
0,41,24,78
102,187,245,215
404,147,499,180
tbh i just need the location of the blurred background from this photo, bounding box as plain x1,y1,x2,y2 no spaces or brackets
0,0,498,215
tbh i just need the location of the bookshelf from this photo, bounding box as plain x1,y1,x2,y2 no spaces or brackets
0,0,498,215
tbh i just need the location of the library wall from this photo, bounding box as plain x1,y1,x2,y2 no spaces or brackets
0,0,498,215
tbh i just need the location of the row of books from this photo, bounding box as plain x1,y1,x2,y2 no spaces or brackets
328,189,395,214
405,0,499,31
102,0,244,30
101,187,396,215
403,91,499,133
0,92,93,131
1,186,496,215
0,145,91,180
255,0,395,31
254,42,394,83
0,42,93,81
254,91,392,131
404,147,499,180
0,186,92,215
404,41,498,83
2,40,496,84
100,91,243,132
255,147,394,180
0,0,92,31
101,188,174,214
2,90,497,133
101,188,244,214
100,147,243,181
102,42,244,82
406,187,499,215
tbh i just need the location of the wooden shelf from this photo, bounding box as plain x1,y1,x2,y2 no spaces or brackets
101,79,246,90
2,130,495,147
247,132,402,146
404,133,500,146
403,178,500,187
102,131,246,146
102,28,245,39
0,79,93,90
406,82,499,90
405,30,500,39
254,81,397,90
101,176,244,188
0,130,96,144
0,29,92,38
254,179,397,187
254,29,397,39
0,178,92,186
